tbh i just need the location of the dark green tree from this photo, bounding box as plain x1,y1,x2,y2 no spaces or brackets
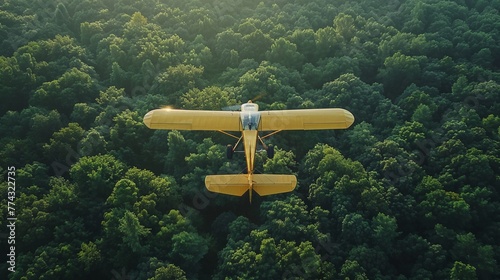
70,154,126,199
44,123,85,162
30,67,98,115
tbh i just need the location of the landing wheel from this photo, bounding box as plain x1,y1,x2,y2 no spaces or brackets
226,144,234,159
267,144,275,159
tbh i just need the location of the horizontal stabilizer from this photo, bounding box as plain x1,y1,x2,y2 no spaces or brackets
251,174,297,196
205,174,297,197
205,174,250,196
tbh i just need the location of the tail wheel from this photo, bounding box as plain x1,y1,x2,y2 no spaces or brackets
267,144,275,159
226,144,234,159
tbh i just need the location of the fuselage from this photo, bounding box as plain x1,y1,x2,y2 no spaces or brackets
240,102,260,175
240,102,261,202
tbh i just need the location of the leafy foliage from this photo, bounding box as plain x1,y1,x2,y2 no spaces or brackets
1,0,500,279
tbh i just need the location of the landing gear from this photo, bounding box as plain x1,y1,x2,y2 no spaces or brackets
267,144,274,159
226,144,234,159
226,135,274,159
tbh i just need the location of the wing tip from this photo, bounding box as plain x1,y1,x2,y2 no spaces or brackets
344,109,355,128
143,111,153,128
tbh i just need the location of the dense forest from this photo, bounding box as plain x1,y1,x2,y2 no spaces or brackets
1,0,500,279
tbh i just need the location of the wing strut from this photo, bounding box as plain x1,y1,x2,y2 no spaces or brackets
217,130,240,139
260,130,282,139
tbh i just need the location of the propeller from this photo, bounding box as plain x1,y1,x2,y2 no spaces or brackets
221,92,267,111
222,105,241,111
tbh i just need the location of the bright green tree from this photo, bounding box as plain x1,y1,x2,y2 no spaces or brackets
181,86,237,110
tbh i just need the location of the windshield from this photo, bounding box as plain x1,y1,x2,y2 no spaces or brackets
241,111,260,130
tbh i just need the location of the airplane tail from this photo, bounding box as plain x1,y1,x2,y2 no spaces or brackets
205,174,297,202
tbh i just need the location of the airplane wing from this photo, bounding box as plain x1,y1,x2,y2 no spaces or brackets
143,109,241,131
259,108,354,131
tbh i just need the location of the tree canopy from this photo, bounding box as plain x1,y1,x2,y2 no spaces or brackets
1,0,500,279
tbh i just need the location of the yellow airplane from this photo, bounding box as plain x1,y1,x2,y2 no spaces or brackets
143,101,354,202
